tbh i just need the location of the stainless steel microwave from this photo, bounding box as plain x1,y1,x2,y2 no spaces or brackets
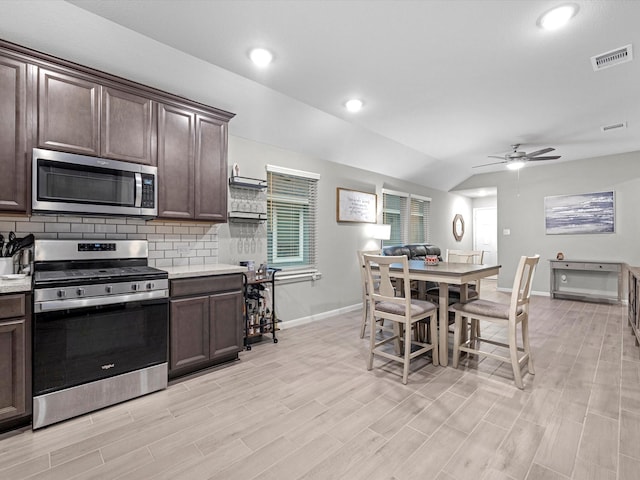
32,148,158,218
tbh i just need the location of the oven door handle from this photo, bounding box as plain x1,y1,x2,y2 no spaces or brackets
34,289,168,313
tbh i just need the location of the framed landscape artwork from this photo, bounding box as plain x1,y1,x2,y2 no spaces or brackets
544,191,615,235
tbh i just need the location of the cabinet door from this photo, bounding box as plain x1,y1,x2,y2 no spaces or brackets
157,103,195,219
102,87,156,165
0,319,26,421
194,114,228,221
0,55,28,212
209,290,244,359
38,68,100,155
169,296,210,372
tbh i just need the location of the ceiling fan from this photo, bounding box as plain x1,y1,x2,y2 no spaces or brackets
474,144,561,169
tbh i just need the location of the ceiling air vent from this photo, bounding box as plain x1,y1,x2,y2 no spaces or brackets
600,121,627,132
591,44,633,71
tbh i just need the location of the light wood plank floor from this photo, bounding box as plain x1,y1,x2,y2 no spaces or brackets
1,280,640,480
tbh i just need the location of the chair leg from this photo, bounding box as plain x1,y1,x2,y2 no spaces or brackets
360,300,368,338
509,322,524,389
470,319,479,347
367,311,376,371
430,314,439,366
393,322,402,355
522,315,534,375
452,313,462,368
402,321,412,385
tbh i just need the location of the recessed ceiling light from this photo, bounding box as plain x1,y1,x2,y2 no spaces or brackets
249,48,273,67
538,4,578,30
345,99,363,113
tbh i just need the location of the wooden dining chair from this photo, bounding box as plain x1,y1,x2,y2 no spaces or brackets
450,254,540,389
357,249,382,338
446,249,485,300
363,254,438,384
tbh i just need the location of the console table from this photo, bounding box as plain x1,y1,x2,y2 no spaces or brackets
549,259,624,304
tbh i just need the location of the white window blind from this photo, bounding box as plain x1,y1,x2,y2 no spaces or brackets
267,165,319,273
410,195,431,243
382,189,431,247
382,190,408,247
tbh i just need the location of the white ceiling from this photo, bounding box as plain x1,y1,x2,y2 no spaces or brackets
67,0,640,193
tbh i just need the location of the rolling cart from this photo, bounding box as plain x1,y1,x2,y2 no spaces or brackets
243,267,280,350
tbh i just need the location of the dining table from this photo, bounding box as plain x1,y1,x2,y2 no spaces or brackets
388,259,501,366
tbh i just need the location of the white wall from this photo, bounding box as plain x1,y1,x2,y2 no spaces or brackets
453,151,640,294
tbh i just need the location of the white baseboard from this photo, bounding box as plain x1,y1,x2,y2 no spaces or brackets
279,303,361,329
496,287,550,297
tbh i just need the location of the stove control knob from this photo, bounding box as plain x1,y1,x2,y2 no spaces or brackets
57,290,66,298
131,283,139,291
105,285,113,294
77,288,85,297
146,282,155,290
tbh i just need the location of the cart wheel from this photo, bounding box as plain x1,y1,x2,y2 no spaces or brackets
273,338,278,343
246,345,252,351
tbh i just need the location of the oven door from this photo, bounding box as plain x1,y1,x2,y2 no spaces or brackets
33,297,168,396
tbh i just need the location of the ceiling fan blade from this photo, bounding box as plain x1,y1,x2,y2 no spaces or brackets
473,160,507,168
527,147,555,157
527,155,561,161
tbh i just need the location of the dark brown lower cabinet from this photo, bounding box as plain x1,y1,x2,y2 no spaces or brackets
0,293,31,432
169,274,243,378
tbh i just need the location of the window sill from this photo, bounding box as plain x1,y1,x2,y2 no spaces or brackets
274,269,322,284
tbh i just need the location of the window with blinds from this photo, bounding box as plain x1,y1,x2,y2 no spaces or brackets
410,196,430,243
382,189,431,247
267,165,319,272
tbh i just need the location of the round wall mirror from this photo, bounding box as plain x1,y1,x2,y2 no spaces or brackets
453,214,465,241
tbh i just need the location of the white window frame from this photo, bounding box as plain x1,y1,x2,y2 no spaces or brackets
267,165,320,282
382,188,432,246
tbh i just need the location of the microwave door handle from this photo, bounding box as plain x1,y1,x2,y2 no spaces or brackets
134,173,142,207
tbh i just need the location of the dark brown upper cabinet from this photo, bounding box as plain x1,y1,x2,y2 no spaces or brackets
194,114,228,222
158,104,229,221
38,68,101,156
38,68,156,165
101,86,156,165
157,102,195,219
0,55,29,212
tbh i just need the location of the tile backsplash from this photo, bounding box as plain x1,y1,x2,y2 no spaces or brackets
0,215,219,268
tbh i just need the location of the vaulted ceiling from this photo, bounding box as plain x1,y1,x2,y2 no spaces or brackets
66,1,640,192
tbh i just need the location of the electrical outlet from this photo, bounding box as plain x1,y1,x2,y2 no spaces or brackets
503,228,511,235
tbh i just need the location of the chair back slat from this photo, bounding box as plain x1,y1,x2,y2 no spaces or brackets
363,254,411,309
446,249,484,264
509,255,540,315
357,249,381,295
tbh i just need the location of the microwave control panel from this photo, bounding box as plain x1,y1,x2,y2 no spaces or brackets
141,174,156,208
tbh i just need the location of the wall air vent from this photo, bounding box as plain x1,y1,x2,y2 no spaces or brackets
600,121,627,132
591,44,633,71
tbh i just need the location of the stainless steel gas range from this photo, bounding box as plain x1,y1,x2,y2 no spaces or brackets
32,239,169,429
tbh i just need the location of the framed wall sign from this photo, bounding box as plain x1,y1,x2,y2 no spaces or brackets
336,188,377,223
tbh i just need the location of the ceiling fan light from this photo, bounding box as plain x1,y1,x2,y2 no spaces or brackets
507,160,525,171
539,4,578,30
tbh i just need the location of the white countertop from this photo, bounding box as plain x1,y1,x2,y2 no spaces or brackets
0,275,32,294
161,264,247,279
